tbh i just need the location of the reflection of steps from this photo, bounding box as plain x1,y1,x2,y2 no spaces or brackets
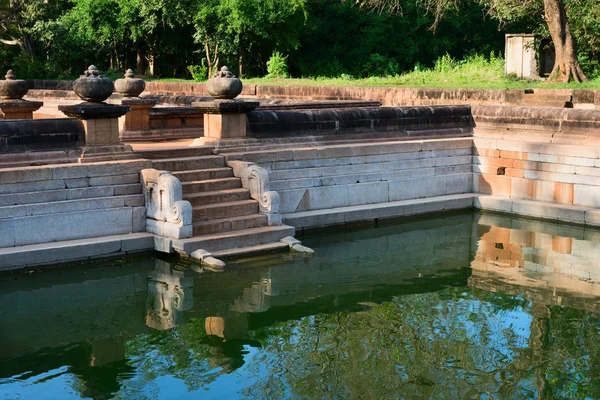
137,146,296,259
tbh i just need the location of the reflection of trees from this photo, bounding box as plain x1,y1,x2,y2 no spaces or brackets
237,288,600,399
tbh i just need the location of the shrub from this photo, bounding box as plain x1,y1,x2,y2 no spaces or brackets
187,59,209,82
266,51,289,78
360,54,399,78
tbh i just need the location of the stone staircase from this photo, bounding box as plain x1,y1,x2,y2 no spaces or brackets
137,146,297,260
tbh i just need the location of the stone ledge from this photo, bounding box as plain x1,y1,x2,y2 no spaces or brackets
473,195,600,227
0,233,154,272
283,193,476,229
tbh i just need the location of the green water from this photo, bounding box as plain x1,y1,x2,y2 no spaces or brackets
2,212,600,399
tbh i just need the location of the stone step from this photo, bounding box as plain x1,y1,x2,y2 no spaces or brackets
193,214,267,235
211,242,290,260
184,188,250,205
173,167,233,182
0,233,154,271
151,155,225,172
0,194,144,220
182,177,241,194
135,146,214,159
0,184,142,206
192,200,258,220
173,225,296,254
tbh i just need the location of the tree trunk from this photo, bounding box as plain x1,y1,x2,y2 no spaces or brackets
136,48,147,75
238,51,243,78
543,0,588,82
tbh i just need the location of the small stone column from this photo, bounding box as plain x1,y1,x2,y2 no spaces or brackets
58,65,140,163
0,70,43,120
191,66,258,147
114,69,157,136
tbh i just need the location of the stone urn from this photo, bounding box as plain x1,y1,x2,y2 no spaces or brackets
114,69,145,97
73,65,114,103
0,70,29,100
206,66,243,100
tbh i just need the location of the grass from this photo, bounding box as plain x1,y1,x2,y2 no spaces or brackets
147,53,600,90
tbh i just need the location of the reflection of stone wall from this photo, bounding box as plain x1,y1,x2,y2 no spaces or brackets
470,214,600,301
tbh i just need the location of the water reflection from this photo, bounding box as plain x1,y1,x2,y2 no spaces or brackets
1,212,600,399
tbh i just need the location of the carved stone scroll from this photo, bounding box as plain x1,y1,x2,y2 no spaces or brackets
140,168,193,239
228,161,282,226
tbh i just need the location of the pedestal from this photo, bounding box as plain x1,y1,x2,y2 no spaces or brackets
58,102,141,163
0,99,43,120
191,100,259,146
119,98,157,132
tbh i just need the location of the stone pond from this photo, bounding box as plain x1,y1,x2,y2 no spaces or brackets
2,210,600,399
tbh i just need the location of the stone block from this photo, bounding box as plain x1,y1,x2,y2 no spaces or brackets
65,178,90,188
25,203,52,216
12,208,134,246
122,234,154,252
283,209,345,228
273,159,315,170
0,220,14,248
86,160,151,177
52,165,88,180
347,181,389,206
0,167,53,185
0,205,26,220
473,195,513,212
585,210,600,227
82,117,120,145
435,164,472,175
446,174,472,194
123,194,145,207
421,138,472,151
132,206,147,232
271,178,321,191
321,172,382,186
114,183,142,195
304,185,349,210
279,189,307,213
388,176,447,201
270,168,321,181
293,148,319,161
89,173,140,186
66,186,114,200
204,113,247,139
381,168,435,181
154,236,174,253
434,155,472,167
574,184,600,208
474,174,511,197
511,199,586,225
574,166,600,177
51,197,125,214
14,189,67,205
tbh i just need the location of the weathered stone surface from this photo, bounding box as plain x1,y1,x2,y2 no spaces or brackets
0,70,28,100
114,69,145,97
206,66,243,100
73,65,114,103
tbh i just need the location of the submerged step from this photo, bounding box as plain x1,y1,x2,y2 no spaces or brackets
211,242,290,260
173,225,296,254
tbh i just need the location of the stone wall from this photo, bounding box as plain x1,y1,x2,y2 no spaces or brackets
247,105,473,139
0,160,150,250
0,118,83,153
27,80,600,108
472,105,600,225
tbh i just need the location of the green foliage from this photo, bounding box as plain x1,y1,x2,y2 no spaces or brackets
187,60,209,82
360,53,399,77
266,51,289,78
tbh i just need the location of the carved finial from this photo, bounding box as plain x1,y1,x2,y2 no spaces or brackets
5,70,15,80
125,69,135,78
213,66,235,79
85,65,100,77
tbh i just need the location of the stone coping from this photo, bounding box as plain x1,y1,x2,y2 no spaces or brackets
0,99,43,110
26,81,600,108
59,102,130,119
191,99,259,114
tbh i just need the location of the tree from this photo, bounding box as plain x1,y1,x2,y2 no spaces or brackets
357,0,589,82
